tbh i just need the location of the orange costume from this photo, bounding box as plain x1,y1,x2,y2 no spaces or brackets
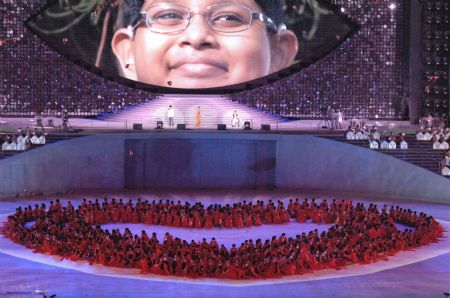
195,108,201,128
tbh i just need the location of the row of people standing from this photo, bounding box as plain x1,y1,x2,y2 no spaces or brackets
325,107,344,130
368,135,408,150
167,106,241,128
1,127,46,151
166,105,203,128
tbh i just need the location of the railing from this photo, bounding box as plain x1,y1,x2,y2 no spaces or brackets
0,116,419,133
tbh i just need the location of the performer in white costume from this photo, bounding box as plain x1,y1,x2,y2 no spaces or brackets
1,138,8,151
380,138,389,149
368,136,379,149
388,138,397,149
30,133,39,145
167,105,175,127
416,127,424,141
399,138,408,149
346,127,355,140
440,152,450,176
232,110,240,128
38,133,46,145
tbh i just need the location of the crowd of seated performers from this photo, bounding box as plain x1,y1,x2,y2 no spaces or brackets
439,150,450,176
420,113,447,131
1,127,46,152
344,126,408,150
416,127,450,150
345,125,371,140
71,198,293,229
2,198,443,279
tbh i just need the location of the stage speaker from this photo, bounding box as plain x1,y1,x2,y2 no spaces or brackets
217,124,226,130
261,124,271,130
133,123,143,130
156,121,163,129
177,124,186,130
244,121,252,130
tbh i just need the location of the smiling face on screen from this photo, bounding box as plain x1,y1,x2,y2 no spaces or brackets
112,0,298,89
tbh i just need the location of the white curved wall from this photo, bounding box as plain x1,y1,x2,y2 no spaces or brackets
0,133,449,203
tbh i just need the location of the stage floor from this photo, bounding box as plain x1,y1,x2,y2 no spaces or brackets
0,117,417,134
0,190,449,298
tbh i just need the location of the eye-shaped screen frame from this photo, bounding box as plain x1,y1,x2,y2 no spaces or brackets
26,0,358,94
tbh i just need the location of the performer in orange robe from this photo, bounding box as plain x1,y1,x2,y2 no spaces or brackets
243,212,253,227
296,208,308,223
224,213,233,229
213,210,223,228
253,213,262,226
272,209,281,224
233,212,244,228
204,212,213,229
195,106,201,128
194,213,203,228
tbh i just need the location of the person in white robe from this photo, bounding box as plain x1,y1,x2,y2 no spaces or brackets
167,105,175,127
399,138,408,149
440,153,450,176
354,130,364,140
433,139,441,150
16,138,25,150
424,129,432,141
388,138,397,149
38,133,46,144
440,138,449,150
22,133,30,150
30,133,39,145
16,134,24,147
372,127,381,141
416,127,425,141
1,139,8,151
361,127,370,140
231,110,240,128
346,128,355,140
369,136,379,149
336,110,344,129
380,138,389,149
7,139,17,151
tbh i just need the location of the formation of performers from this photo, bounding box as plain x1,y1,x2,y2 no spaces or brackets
2,198,443,280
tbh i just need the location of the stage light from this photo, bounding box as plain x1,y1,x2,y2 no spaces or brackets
261,124,271,131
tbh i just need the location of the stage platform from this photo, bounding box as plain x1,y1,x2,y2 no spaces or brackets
0,116,417,135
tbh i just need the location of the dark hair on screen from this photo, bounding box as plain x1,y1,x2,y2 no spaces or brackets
114,0,285,32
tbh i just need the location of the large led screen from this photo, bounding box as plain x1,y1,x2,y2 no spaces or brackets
27,0,357,90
